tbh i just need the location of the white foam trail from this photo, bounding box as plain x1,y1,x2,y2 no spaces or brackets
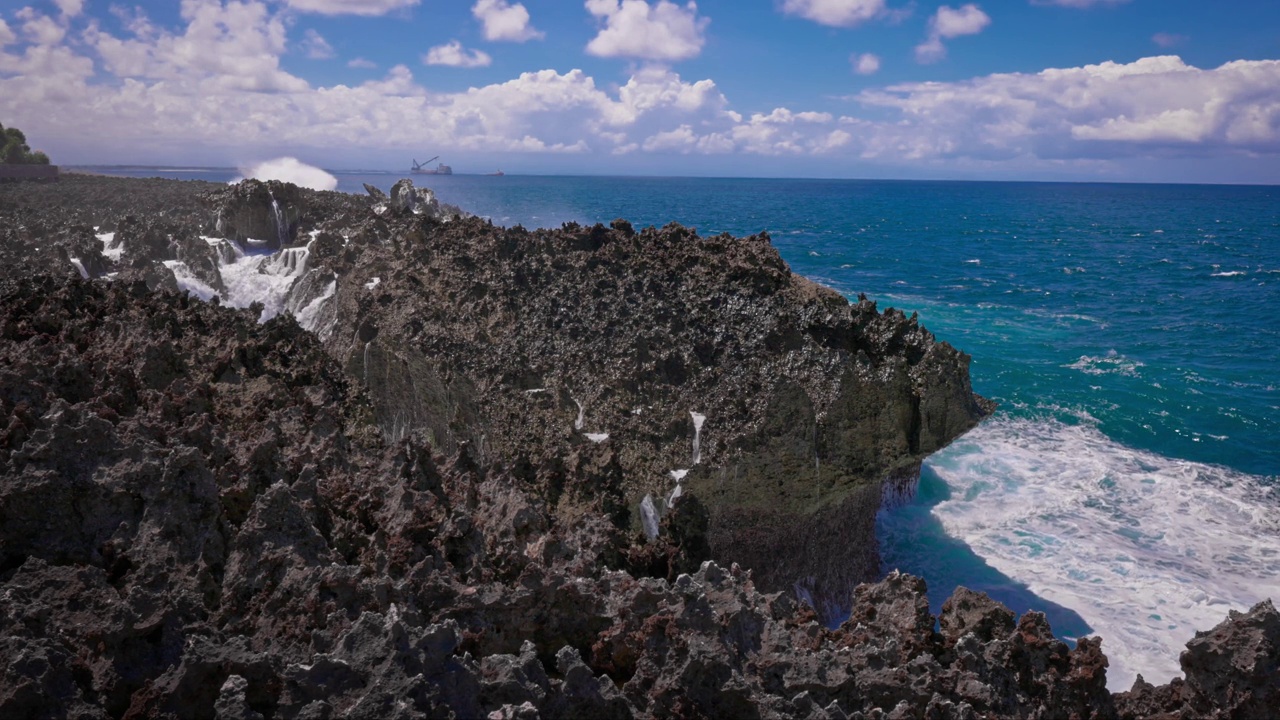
690,411,706,465
239,157,338,192
924,416,1280,690
585,433,609,443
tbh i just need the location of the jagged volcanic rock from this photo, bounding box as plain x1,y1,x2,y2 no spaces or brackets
8,175,993,620
306,209,993,620
2,175,1276,718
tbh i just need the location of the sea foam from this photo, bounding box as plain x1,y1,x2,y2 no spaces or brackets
881,414,1280,691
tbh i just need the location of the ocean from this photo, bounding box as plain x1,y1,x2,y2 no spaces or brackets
90,167,1280,690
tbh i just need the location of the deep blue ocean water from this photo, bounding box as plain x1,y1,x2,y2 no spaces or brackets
93,167,1280,689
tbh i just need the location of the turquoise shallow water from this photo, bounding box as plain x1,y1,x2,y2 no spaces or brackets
103,168,1280,688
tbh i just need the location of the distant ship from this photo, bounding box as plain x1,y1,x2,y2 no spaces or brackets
411,156,452,175
487,170,505,176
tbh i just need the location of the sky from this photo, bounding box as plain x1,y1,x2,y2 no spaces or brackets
1,0,1279,182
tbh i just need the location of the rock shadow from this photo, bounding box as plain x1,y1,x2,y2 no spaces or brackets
874,464,1094,641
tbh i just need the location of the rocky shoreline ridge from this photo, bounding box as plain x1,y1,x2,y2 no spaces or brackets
0,174,1275,718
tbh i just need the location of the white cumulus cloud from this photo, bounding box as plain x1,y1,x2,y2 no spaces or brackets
2,0,1277,182
472,0,544,42
53,0,86,18
348,57,377,69
0,20,15,47
857,56,1280,160
239,157,338,191
585,0,709,62
83,0,309,93
300,29,334,59
852,52,881,75
781,0,887,27
424,40,493,68
279,0,420,16
16,8,67,46
916,4,990,64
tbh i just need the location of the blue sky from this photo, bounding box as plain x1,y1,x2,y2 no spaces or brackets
1,0,1279,182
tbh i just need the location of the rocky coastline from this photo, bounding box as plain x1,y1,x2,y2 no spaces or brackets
0,174,1275,718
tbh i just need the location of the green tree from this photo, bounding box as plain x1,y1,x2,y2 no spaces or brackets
0,123,49,164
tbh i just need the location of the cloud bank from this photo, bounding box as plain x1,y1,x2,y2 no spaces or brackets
0,1,1277,180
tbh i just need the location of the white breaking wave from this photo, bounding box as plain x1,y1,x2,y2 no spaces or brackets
237,157,338,192
923,416,1280,690
1066,350,1144,377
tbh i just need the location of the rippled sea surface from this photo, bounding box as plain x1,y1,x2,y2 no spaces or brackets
103,168,1280,689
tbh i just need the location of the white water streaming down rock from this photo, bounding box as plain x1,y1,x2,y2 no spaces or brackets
573,398,585,431
363,342,372,385
640,495,661,540
163,261,218,301
880,414,1280,691
585,433,609,443
669,469,688,482
269,246,309,277
97,232,122,262
69,258,88,279
268,190,287,247
690,411,706,465
293,275,337,333
667,483,684,507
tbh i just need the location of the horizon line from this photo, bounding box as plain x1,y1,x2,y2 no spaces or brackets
62,165,1280,189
